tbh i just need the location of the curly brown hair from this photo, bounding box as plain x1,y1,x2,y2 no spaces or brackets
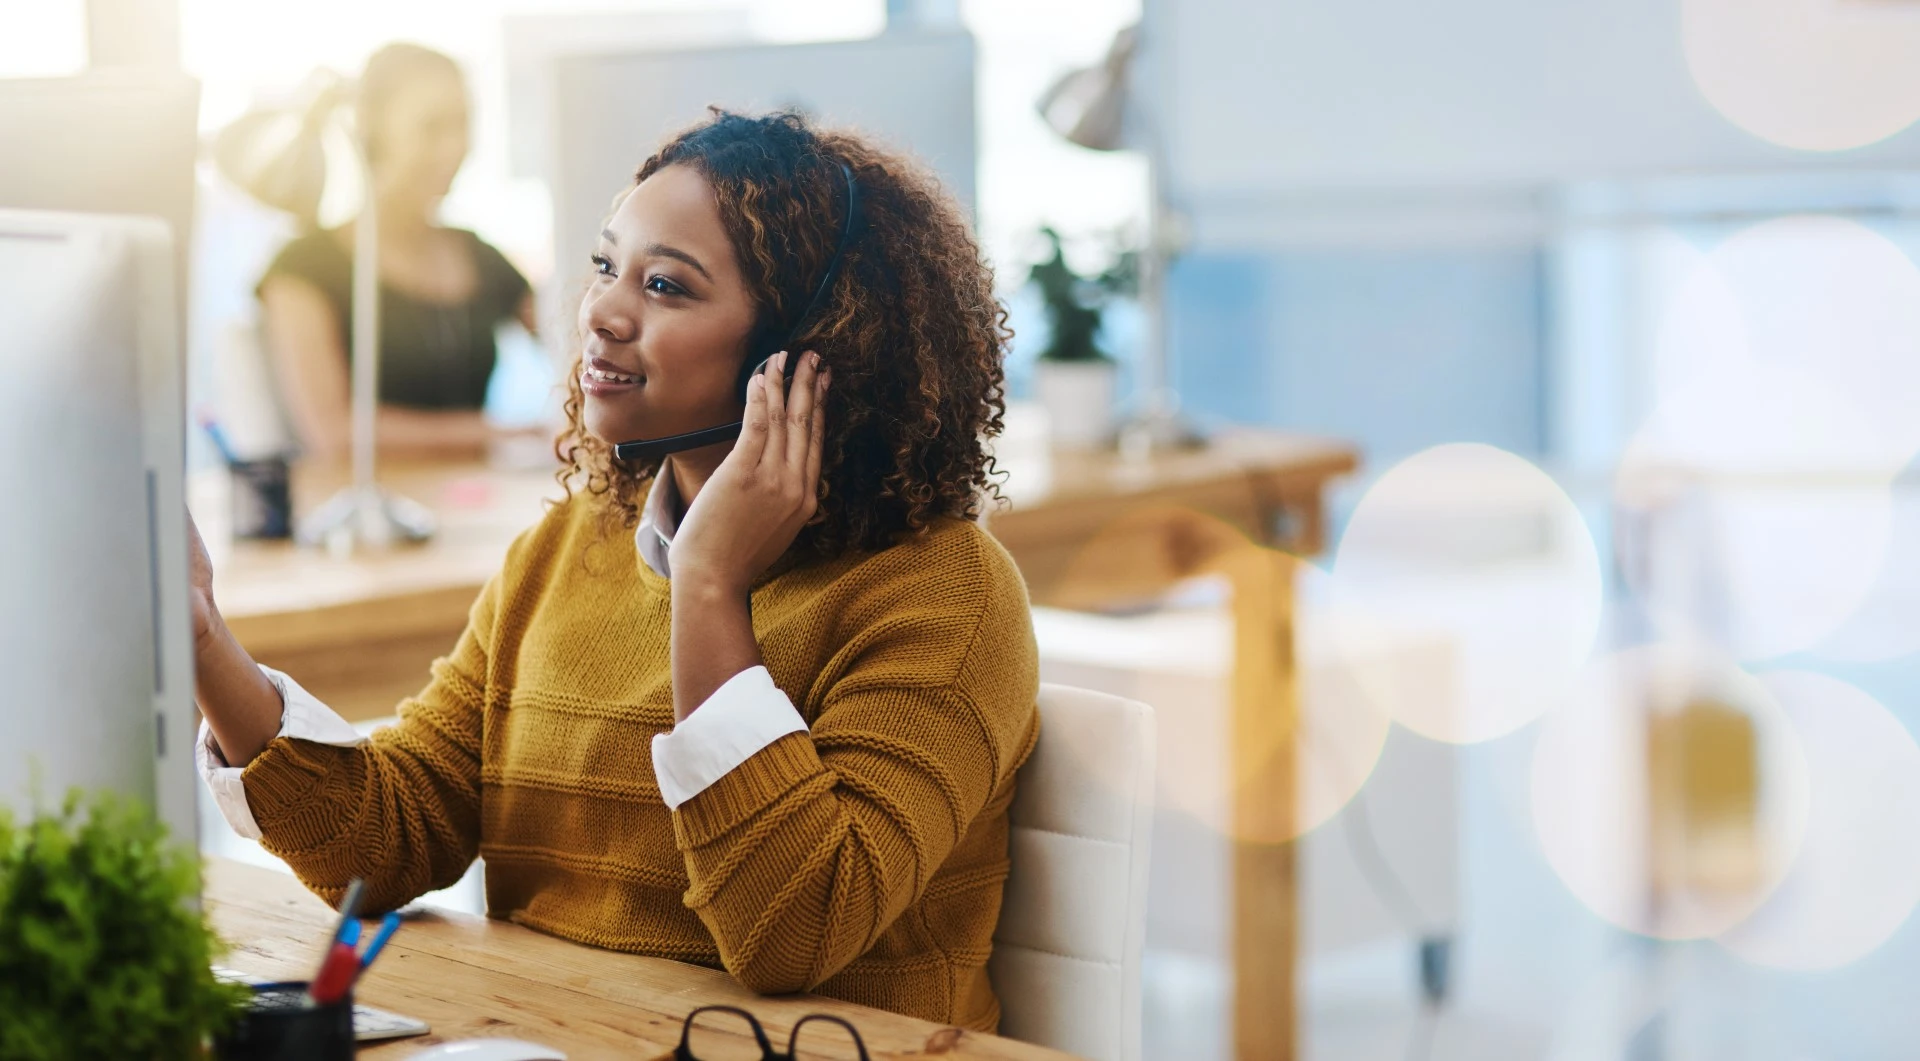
554,109,1011,557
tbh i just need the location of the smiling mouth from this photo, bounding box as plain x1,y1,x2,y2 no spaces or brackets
584,363,642,385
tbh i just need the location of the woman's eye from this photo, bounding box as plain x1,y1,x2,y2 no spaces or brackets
590,254,614,277
645,275,683,295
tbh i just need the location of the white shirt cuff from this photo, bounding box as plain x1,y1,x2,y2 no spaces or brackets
195,665,369,840
651,665,808,811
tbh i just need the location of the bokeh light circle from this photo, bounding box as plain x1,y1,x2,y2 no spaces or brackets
1532,641,1809,940
1331,443,1603,744
1710,216,1920,466
1615,383,1894,662
1637,216,1920,475
1715,670,1920,971
1684,0,1920,151
1616,216,1915,662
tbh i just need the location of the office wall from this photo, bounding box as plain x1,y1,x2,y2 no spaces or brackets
1149,0,1920,196
1169,248,1546,465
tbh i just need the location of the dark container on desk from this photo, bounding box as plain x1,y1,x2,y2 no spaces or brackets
215,982,355,1061
230,457,293,540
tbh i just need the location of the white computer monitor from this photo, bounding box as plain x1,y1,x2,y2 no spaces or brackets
0,209,197,846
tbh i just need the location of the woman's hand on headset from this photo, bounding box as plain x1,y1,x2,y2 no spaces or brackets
668,349,829,597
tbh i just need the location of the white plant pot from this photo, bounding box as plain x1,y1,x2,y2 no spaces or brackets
1034,359,1118,450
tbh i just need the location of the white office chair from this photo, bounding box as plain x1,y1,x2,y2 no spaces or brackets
990,683,1156,1061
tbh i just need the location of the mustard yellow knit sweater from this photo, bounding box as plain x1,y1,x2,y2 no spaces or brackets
239,494,1040,1030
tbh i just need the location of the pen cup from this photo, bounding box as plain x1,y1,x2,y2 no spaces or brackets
229,456,293,540
215,982,355,1061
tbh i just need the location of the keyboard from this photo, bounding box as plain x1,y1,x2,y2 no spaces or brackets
212,965,431,1043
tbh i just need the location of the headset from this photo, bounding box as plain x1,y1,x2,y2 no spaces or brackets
612,161,862,462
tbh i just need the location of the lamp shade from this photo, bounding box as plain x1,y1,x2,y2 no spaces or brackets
1036,23,1137,152
211,72,354,230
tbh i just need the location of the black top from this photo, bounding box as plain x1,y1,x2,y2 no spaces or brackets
258,228,530,410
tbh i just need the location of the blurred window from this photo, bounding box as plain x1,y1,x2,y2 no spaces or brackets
0,1,88,78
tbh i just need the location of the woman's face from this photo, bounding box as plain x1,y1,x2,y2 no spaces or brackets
577,164,759,445
369,68,470,202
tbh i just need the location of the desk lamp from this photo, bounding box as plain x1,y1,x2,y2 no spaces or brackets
213,71,435,550
1037,23,1202,455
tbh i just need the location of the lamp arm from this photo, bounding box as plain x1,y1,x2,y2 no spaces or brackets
350,147,379,502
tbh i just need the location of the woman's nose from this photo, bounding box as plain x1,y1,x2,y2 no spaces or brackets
582,286,636,343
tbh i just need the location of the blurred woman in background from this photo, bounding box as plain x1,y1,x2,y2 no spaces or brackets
258,42,535,462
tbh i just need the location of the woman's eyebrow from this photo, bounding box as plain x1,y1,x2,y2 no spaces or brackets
644,242,713,282
599,228,713,282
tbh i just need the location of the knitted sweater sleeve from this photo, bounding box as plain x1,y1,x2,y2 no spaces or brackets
237,575,498,913
670,556,1039,995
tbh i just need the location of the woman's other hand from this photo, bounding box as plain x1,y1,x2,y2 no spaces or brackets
185,506,286,765
669,350,829,596
187,507,218,647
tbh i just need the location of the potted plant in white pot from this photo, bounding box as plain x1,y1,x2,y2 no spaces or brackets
1028,227,1136,449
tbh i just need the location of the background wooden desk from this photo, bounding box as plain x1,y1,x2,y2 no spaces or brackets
985,429,1356,607
210,429,1360,1060
208,463,563,721
205,858,1075,1060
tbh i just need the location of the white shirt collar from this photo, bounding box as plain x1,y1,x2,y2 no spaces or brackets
635,469,678,578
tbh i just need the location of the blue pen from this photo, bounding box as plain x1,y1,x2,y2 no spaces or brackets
198,416,241,466
357,912,402,973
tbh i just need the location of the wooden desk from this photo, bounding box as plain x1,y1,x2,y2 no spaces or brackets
984,429,1356,606
212,430,1360,1060
205,858,1075,1060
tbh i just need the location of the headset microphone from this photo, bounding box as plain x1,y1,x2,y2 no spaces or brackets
612,161,861,462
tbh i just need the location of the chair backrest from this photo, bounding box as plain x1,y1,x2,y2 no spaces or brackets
990,683,1156,1061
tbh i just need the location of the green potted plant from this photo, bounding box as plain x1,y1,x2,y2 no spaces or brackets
0,789,249,1059
1027,226,1138,449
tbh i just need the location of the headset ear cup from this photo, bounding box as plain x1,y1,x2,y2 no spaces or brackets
738,351,773,403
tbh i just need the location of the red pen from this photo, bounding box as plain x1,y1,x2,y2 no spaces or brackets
308,941,361,1006
308,915,363,1007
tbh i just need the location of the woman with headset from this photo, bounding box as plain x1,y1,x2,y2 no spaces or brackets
188,109,1039,1030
